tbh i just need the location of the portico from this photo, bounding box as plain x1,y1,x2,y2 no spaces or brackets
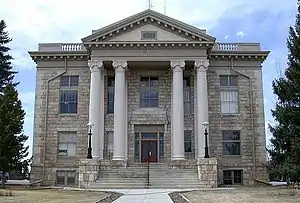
87,58,210,162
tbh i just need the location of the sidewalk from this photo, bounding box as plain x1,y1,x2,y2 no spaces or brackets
101,189,185,203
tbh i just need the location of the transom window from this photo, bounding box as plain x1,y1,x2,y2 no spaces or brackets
222,130,241,155
60,75,79,114
140,76,159,108
107,77,115,114
58,131,77,157
220,75,238,114
184,77,191,115
223,170,243,185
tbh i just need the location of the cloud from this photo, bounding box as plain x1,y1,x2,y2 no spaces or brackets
236,31,246,38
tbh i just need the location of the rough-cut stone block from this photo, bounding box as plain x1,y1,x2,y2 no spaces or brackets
78,158,100,188
197,158,218,188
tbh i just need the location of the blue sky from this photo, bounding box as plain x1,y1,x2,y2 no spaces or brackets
0,0,297,157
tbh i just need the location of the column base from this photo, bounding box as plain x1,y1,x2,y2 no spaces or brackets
112,156,125,161
172,156,185,161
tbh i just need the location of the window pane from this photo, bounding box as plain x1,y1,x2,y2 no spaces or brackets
68,102,78,114
56,175,65,185
234,170,242,184
222,142,240,155
108,77,115,87
69,76,79,86
67,143,76,156
149,91,158,99
184,88,191,102
184,102,191,115
229,76,238,86
107,101,114,113
141,133,157,139
220,76,229,86
140,91,150,99
222,131,240,140
184,142,192,152
221,91,238,114
140,99,149,108
223,170,233,185
184,77,190,87
67,172,76,185
150,77,158,87
140,77,149,87
60,76,70,87
149,99,158,107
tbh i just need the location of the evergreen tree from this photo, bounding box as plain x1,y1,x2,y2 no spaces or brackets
0,20,28,188
0,84,29,188
0,20,17,92
268,1,300,184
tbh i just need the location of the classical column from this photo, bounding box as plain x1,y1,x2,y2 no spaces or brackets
88,60,104,158
170,60,185,160
112,60,127,161
194,59,210,158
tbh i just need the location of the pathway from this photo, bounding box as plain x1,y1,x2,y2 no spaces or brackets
101,189,193,203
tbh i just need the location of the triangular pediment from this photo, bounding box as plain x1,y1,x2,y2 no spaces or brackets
82,9,216,43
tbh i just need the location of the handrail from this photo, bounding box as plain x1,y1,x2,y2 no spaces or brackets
147,155,150,188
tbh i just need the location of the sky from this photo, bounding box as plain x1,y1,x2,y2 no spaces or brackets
0,0,297,158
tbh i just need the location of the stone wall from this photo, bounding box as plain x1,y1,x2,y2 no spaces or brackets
197,158,218,188
78,159,100,188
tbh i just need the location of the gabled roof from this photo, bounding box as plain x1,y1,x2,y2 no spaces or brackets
82,9,216,43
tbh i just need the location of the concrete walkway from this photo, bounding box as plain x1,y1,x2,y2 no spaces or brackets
101,189,190,203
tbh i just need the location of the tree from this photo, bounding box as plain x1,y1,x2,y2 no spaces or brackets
268,1,300,184
0,20,28,188
0,20,17,92
0,84,29,188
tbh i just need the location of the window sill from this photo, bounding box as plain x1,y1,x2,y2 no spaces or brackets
59,114,78,117
222,155,242,158
220,113,241,118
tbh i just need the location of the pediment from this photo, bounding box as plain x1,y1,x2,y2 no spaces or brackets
82,9,216,43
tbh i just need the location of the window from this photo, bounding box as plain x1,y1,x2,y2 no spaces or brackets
58,131,77,157
184,77,191,115
141,31,157,40
60,75,79,114
56,171,76,186
140,77,159,108
220,75,238,114
223,170,243,185
107,77,115,114
134,132,140,162
222,131,241,155
184,130,192,152
159,133,164,157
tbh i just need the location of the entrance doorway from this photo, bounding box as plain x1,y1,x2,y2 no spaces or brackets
141,140,158,162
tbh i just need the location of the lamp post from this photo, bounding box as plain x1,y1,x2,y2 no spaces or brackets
202,122,210,158
87,122,94,159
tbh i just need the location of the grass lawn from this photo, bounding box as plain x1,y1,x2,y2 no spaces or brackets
182,187,300,203
0,188,109,203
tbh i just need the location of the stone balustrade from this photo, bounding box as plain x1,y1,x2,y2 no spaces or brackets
36,42,261,52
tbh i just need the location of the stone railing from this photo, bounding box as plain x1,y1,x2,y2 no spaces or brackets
38,43,87,52
213,43,261,51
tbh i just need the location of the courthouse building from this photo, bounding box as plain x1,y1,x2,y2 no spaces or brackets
29,9,269,187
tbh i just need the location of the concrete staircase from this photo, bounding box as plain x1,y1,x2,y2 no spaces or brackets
90,163,208,189
148,163,208,189
90,163,148,189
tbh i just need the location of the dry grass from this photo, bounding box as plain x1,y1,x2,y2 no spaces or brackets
182,187,300,203
0,188,108,203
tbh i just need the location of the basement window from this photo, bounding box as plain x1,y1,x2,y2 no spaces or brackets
223,170,243,185
141,31,157,40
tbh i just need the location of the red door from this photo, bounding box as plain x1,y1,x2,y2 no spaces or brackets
141,140,158,162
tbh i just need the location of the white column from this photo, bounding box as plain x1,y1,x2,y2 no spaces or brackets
88,60,103,158
112,60,127,160
170,60,185,160
194,59,209,158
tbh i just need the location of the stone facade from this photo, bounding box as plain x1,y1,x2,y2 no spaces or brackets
29,9,269,187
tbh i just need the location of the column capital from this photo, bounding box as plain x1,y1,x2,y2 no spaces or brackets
194,59,209,72
112,60,127,68
170,60,185,69
88,60,103,72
